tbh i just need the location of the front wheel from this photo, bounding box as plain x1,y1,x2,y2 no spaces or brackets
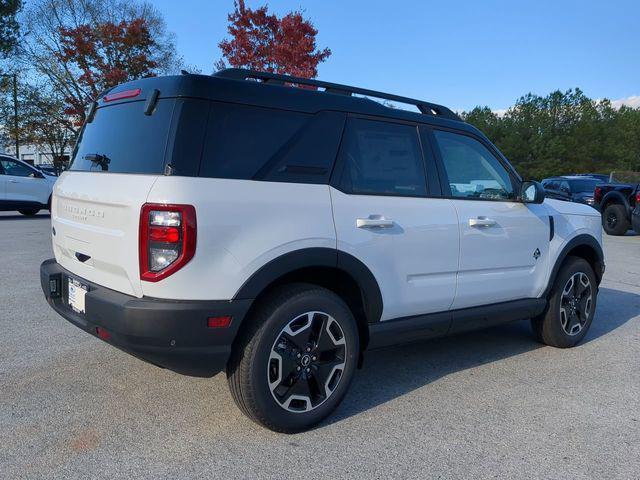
227,284,359,433
531,257,597,348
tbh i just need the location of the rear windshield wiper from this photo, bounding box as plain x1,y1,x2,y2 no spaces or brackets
84,153,110,171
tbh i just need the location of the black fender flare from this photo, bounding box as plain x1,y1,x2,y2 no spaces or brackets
233,247,383,323
601,190,631,215
543,234,605,298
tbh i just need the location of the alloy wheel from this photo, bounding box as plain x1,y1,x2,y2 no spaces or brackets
560,272,593,336
268,311,347,413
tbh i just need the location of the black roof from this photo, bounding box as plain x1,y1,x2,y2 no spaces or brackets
99,69,480,135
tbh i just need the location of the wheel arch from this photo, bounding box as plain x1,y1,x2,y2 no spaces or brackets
601,191,630,213
544,234,604,298
233,248,383,350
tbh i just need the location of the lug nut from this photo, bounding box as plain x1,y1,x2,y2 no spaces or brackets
312,356,317,361
305,367,310,373
296,366,301,371
297,353,301,358
306,347,311,352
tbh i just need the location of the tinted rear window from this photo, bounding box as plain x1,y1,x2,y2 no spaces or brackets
569,179,599,192
199,102,344,183
70,99,176,174
336,118,427,196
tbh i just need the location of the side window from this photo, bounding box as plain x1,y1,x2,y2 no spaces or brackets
432,130,515,201
199,103,342,184
1,159,34,177
560,181,571,193
337,118,427,197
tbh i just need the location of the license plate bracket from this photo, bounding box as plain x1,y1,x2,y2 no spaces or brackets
67,277,88,314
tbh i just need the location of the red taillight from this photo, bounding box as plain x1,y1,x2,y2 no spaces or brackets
594,186,602,203
207,316,233,328
103,88,141,102
635,191,640,204
149,226,180,243
139,203,197,282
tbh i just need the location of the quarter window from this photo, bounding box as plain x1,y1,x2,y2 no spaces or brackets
337,118,427,196
432,130,515,200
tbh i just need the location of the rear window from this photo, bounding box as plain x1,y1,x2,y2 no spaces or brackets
70,97,345,183
569,179,599,193
70,99,176,174
199,102,344,183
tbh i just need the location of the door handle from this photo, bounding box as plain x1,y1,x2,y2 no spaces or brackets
8,179,18,183
469,216,496,227
356,215,394,229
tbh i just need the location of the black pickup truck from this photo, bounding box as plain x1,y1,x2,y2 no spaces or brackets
594,181,640,235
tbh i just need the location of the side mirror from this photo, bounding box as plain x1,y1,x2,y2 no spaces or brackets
521,181,545,204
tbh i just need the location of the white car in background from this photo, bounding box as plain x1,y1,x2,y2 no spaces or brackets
0,155,56,215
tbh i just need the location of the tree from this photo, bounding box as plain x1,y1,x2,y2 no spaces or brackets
462,89,640,180
216,0,331,78
0,81,74,163
56,17,161,118
17,0,181,130
0,0,21,59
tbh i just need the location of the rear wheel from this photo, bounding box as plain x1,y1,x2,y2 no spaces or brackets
531,257,597,348
227,284,359,433
18,209,40,216
602,204,629,235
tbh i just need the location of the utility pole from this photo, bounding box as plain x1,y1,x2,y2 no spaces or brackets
12,73,18,158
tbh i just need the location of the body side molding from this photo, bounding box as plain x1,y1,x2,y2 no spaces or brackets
368,298,547,350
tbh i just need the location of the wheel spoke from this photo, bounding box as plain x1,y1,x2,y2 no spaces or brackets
268,310,348,413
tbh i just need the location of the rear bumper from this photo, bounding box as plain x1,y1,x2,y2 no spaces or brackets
40,259,252,377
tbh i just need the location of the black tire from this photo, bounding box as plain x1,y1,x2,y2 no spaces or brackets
227,283,359,433
602,204,630,235
18,209,40,216
531,257,597,348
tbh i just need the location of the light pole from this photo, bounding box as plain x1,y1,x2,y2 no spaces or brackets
1,73,19,158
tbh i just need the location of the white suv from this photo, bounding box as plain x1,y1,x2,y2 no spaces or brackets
40,70,604,433
0,155,56,215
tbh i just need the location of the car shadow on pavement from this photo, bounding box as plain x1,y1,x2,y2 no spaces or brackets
0,213,50,220
326,287,639,426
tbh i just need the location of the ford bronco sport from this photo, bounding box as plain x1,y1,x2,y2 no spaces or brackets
40,69,604,433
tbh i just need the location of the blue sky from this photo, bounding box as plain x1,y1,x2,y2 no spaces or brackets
152,0,640,112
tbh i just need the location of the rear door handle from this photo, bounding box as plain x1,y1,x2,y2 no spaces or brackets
469,216,496,227
356,215,394,229
9,179,18,183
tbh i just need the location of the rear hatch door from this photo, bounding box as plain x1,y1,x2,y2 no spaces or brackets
52,86,183,297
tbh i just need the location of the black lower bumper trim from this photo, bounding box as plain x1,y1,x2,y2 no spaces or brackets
40,259,252,377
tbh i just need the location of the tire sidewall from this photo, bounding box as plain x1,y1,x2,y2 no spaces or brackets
248,289,359,432
603,204,628,235
547,258,598,346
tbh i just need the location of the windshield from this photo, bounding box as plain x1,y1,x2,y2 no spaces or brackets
569,179,599,193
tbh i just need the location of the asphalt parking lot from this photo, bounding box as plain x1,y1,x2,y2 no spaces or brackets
1,211,639,479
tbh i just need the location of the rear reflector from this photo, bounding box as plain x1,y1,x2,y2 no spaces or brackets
96,326,111,341
207,316,232,328
103,88,141,102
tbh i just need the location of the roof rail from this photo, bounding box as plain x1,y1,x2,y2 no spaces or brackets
214,68,461,121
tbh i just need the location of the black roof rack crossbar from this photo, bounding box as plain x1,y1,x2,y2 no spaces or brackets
214,68,461,121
